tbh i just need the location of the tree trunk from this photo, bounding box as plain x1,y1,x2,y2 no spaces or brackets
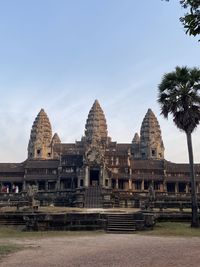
186,132,199,227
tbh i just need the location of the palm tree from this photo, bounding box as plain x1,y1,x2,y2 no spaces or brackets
158,66,200,227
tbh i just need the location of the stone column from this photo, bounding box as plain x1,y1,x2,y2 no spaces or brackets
141,180,144,191
45,181,48,191
116,178,119,189
128,179,132,190
132,181,135,191
186,183,189,194
23,180,26,191
129,168,132,190
56,177,61,190
175,182,178,194
77,177,80,188
160,182,164,192
85,166,89,187
100,167,104,187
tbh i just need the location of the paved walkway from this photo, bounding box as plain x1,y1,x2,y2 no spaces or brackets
1,234,200,267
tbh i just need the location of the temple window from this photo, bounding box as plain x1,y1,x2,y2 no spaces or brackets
118,179,124,189
135,181,141,190
144,181,150,190
154,181,160,190
38,181,45,190
48,181,56,190
112,179,116,189
167,182,175,193
178,182,186,193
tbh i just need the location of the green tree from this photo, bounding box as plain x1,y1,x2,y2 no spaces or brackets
158,66,200,227
179,0,200,38
164,0,200,39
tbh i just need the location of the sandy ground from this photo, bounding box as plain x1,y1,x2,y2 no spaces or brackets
0,234,200,267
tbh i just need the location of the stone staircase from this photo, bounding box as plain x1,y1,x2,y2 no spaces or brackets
106,213,143,233
84,186,102,208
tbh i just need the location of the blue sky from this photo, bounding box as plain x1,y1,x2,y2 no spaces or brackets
0,0,199,163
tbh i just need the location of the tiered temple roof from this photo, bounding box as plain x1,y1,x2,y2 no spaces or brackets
84,100,109,144
140,108,164,159
28,109,52,159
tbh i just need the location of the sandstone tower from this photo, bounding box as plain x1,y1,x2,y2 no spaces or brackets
139,108,164,159
83,100,110,145
28,109,53,159
51,133,61,145
132,132,140,159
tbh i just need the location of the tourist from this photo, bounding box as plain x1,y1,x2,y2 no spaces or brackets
1,185,6,193
15,185,19,194
6,185,9,193
12,184,16,193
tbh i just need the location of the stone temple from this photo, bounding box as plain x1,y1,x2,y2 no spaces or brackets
0,100,200,207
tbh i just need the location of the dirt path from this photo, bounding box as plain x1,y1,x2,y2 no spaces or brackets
0,234,200,267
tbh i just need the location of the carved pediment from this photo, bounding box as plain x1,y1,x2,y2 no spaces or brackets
86,146,105,165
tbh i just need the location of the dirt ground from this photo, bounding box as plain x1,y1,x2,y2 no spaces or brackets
0,234,200,267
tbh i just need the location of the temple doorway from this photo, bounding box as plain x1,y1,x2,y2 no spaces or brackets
90,169,100,186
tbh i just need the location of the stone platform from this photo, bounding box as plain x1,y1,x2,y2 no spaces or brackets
0,208,154,232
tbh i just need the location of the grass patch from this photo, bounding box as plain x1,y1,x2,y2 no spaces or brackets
0,226,104,239
142,222,200,237
0,244,23,257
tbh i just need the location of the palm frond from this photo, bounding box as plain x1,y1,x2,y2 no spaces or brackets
158,66,200,133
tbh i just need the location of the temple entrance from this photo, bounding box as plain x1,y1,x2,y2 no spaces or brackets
90,169,100,186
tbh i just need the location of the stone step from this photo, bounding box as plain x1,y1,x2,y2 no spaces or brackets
107,222,135,225
107,216,134,220
106,230,136,234
106,213,144,233
84,186,103,208
106,228,136,232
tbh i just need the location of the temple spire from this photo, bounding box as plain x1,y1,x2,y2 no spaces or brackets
51,133,61,144
84,100,110,145
140,108,164,159
28,109,52,159
132,132,140,159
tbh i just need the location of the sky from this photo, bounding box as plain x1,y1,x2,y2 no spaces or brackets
0,0,199,163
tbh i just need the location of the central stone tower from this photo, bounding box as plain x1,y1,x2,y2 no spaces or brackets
84,99,110,146
81,100,111,188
